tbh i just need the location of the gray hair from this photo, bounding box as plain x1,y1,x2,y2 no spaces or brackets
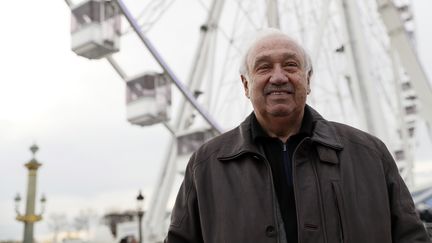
239,28,313,79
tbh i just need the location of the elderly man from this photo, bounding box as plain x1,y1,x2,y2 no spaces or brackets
165,29,430,243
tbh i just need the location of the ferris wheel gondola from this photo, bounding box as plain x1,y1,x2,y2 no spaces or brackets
71,0,121,59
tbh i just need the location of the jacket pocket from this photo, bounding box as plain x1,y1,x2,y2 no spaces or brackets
332,181,346,243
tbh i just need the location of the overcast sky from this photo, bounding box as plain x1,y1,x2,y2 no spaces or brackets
1,0,432,241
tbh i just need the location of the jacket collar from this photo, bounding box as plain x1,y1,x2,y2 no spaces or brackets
217,113,265,161
217,105,343,161
307,106,343,150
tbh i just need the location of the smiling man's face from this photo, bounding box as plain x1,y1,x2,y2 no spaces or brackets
241,34,310,122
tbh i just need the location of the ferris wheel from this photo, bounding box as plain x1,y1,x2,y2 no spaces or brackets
64,0,432,242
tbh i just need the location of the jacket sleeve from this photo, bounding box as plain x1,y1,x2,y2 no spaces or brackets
381,142,431,243
165,153,204,243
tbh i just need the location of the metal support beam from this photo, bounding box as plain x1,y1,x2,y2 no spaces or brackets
142,0,226,241
114,0,223,134
391,50,414,187
340,0,387,141
310,0,332,62
266,0,280,28
106,56,128,80
177,0,225,131
376,0,432,126
63,0,73,7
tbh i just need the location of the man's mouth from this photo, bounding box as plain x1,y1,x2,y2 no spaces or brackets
267,90,293,95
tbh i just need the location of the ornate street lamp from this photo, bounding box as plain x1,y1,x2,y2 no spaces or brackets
136,190,144,243
15,144,46,243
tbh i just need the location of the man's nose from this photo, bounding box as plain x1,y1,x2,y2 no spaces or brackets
269,66,288,84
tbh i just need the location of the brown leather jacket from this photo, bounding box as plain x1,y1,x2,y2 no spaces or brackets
165,106,430,243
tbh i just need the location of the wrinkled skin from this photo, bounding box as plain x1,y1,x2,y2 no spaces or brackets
241,35,311,140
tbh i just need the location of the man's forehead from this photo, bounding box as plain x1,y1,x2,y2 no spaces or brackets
254,35,298,48
247,35,304,64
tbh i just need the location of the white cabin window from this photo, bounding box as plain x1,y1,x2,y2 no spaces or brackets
71,0,121,59
126,73,171,126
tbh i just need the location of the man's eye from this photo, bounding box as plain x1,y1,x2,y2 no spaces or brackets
257,64,271,71
285,62,298,67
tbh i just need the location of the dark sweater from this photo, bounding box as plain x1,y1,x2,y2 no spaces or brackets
251,108,314,243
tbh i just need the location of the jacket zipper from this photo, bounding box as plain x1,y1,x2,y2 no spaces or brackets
282,143,288,180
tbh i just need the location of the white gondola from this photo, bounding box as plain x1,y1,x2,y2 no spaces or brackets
176,129,214,156
126,72,171,126
71,0,120,59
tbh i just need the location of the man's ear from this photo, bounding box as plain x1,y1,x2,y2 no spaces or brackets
306,69,312,94
241,75,250,98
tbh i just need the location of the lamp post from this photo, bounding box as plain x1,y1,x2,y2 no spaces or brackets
136,190,144,243
15,144,46,243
